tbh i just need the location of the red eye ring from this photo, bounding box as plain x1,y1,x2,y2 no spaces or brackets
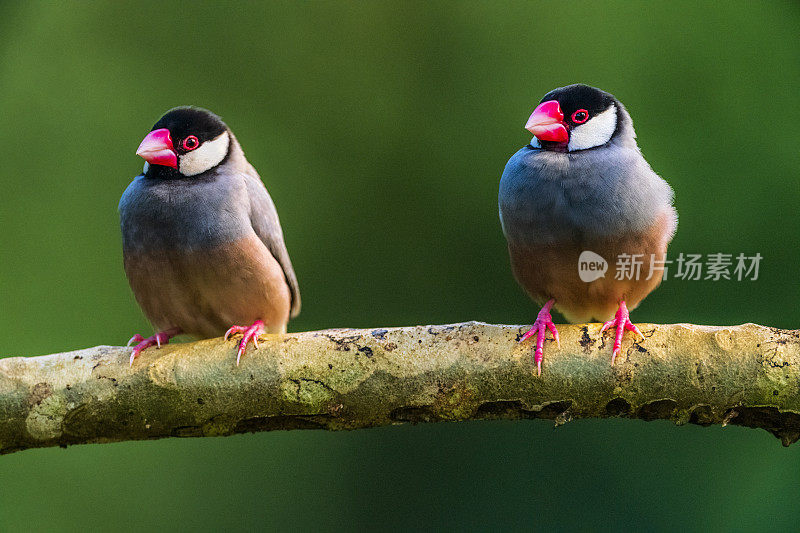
182,135,200,151
571,109,589,124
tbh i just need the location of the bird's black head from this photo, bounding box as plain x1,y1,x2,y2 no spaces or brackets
524,84,626,152
136,106,231,179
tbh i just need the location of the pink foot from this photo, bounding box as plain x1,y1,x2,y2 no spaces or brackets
224,320,266,365
519,299,560,376
127,327,181,366
600,301,644,364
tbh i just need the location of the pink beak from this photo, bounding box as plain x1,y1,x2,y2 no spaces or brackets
136,128,177,168
525,100,569,143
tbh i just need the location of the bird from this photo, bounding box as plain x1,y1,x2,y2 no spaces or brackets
119,106,300,366
498,84,677,375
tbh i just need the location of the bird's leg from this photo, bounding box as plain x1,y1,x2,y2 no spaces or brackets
600,300,644,364
127,327,182,366
224,319,267,366
519,299,560,376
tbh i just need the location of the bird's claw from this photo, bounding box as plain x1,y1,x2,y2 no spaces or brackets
127,329,180,366
224,320,266,365
601,301,641,364
127,334,145,347
519,299,559,376
224,325,245,341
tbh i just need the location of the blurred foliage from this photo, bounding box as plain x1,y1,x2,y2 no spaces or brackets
0,1,798,531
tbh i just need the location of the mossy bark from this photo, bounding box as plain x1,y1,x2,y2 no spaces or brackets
1,322,799,454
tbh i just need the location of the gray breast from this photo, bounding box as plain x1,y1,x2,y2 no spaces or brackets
119,171,252,252
498,144,674,245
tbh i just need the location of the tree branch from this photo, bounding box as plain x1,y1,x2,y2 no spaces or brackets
1,322,799,454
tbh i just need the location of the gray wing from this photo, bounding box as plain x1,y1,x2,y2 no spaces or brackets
244,173,301,318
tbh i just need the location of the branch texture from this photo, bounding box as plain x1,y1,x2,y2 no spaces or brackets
1,322,799,454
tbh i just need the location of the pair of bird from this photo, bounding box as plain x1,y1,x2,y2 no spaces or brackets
121,84,676,374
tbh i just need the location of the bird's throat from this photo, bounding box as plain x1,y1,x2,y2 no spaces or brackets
539,140,569,153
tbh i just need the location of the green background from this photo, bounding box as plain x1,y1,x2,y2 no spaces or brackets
1,1,798,531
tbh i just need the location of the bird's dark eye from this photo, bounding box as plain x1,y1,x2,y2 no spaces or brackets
571,109,589,124
182,136,200,151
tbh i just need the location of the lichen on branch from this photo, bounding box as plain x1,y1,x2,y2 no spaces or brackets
1,322,799,454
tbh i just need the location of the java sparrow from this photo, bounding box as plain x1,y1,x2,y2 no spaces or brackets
498,84,677,375
120,107,300,365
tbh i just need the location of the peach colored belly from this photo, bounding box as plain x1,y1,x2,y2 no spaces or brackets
124,234,291,338
509,210,674,323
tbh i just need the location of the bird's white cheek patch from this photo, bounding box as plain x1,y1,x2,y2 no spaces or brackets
179,131,230,176
568,105,617,151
